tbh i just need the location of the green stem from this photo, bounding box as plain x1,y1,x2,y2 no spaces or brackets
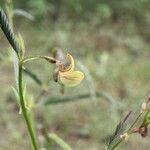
18,62,38,150
41,127,52,146
22,56,57,63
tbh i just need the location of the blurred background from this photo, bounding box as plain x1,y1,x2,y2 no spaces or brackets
0,0,149,149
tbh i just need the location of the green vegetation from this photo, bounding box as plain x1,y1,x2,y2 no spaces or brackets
0,0,149,150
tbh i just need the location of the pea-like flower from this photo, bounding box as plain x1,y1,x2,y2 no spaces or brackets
56,53,84,87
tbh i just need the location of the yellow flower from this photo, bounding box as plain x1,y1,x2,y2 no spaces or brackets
57,53,84,87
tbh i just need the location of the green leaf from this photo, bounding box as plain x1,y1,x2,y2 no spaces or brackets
0,9,20,55
16,33,25,58
48,133,73,150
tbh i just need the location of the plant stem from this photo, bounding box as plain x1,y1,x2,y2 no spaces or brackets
18,62,38,150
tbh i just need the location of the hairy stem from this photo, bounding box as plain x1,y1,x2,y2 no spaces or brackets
18,62,38,150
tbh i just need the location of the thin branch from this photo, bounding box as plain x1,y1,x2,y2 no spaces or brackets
42,91,116,105
23,67,42,86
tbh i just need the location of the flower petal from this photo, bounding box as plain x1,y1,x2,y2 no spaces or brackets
59,71,84,87
59,53,74,75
